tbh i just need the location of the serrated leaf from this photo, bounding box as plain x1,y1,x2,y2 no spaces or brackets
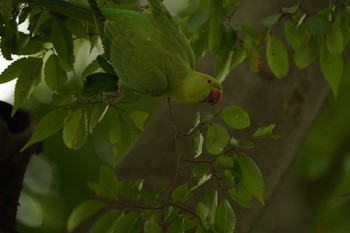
83,73,119,95
67,200,106,232
234,154,265,204
111,212,143,233
214,199,236,233
220,105,250,130
206,124,230,155
261,13,282,27
44,54,67,90
88,166,119,199
63,108,88,149
0,57,32,84
21,108,71,151
89,210,122,233
89,104,109,133
293,37,318,69
13,58,43,116
172,184,192,202
97,55,117,75
82,59,100,79
144,216,162,233
191,131,204,158
51,17,74,69
326,21,344,54
266,34,289,78
320,44,343,97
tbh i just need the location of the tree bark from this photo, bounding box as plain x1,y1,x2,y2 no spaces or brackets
117,0,330,232
0,101,41,233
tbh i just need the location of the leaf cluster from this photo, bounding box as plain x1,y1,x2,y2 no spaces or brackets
66,103,277,232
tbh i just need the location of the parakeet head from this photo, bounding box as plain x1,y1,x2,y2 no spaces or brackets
200,76,222,104
167,69,222,104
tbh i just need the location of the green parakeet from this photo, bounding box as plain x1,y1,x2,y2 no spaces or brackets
88,0,222,104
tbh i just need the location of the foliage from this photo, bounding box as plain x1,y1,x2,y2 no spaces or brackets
1,0,349,232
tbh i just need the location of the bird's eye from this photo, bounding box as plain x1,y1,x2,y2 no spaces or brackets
207,80,212,84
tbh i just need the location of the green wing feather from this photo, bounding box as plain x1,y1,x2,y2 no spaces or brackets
146,0,195,68
102,8,169,96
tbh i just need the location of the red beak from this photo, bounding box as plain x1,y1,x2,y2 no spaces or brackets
208,89,222,105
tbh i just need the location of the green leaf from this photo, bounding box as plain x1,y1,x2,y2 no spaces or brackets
89,104,109,133
117,180,143,201
282,4,300,14
284,19,306,50
89,210,123,233
82,59,100,79
110,113,138,164
13,58,43,116
63,108,88,149
253,124,279,139
88,166,119,199
230,138,255,149
190,173,212,192
306,16,330,35
166,217,185,233
83,73,119,95
172,184,192,202
111,212,143,233
320,44,343,97
186,10,211,33
208,10,226,53
215,49,234,82
261,13,282,27
230,47,247,69
67,200,106,232
97,55,117,75
129,111,149,131
51,17,74,69
44,54,67,90
191,131,204,158
196,202,210,230
189,111,201,134
214,199,236,233
192,164,211,178
326,21,344,54
293,37,318,69
234,154,265,204
206,123,230,155
220,105,250,130
21,108,71,151
216,155,234,169
0,57,32,84
266,34,289,78
144,216,162,233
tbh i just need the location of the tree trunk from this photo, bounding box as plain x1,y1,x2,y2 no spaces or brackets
0,101,41,233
